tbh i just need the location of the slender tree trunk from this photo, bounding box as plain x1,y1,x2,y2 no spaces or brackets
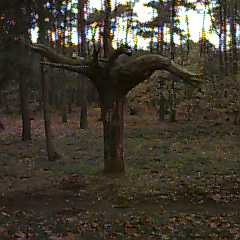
37,0,59,161
61,91,68,123
61,4,68,123
78,0,88,129
150,24,154,53
61,72,68,123
40,65,59,161
219,0,224,73
19,74,31,141
230,0,238,74
102,96,125,174
170,0,176,61
223,0,228,76
160,24,164,55
185,15,190,61
157,26,160,53
157,22,165,121
169,0,176,122
80,77,88,129
180,33,184,65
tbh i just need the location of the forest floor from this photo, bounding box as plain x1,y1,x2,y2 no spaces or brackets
1,108,240,239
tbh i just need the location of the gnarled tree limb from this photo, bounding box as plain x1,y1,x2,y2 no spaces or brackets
30,43,201,96
30,43,109,79
151,70,201,88
31,43,87,65
109,54,202,94
40,62,89,75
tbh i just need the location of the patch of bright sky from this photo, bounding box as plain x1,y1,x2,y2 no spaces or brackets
133,0,218,47
32,0,218,48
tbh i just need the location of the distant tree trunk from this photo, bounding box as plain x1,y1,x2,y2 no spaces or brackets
230,0,238,74
125,6,133,46
102,96,125,173
157,23,165,121
180,32,184,65
170,0,176,61
61,72,68,123
40,65,59,161
38,2,59,161
169,0,176,122
223,0,228,76
160,24,164,55
19,74,31,141
78,0,88,129
218,1,224,74
150,25,154,53
185,15,190,61
80,77,88,129
157,24,163,54
61,92,68,123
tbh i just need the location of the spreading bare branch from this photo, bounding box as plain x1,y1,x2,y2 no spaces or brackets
110,54,202,94
151,70,202,87
40,62,89,75
31,44,87,66
30,43,201,96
